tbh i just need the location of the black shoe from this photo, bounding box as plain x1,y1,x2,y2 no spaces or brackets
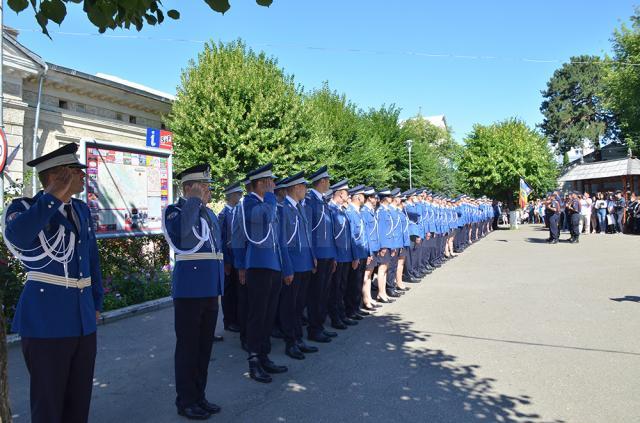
342,318,358,326
376,297,395,304
396,286,411,292
373,302,384,308
362,305,377,311
551,239,558,244
323,330,338,337
331,320,348,330
260,357,288,374
285,344,305,360
198,400,221,415
387,290,402,298
248,358,272,383
308,333,332,343
357,309,372,316
297,340,319,353
271,327,284,339
178,404,211,420
213,335,224,343
241,340,249,352
347,313,363,321
224,323,241,333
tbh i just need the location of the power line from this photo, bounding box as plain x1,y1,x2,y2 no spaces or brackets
14,27,640,67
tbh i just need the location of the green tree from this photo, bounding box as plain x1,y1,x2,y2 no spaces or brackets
7,0,273,36
604,7,640,153
397,115,462,193
457,119,558,207
167,40,310,194
302,84,394,187
540,55,619,154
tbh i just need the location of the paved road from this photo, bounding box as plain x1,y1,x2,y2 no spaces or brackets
8,225,640,422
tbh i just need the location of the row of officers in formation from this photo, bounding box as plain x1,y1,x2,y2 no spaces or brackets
1,143,494,422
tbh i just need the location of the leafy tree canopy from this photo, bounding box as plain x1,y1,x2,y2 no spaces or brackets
167,39,308,193
7,0,273,36
457,119,558,206
540,55,619,154
604,6,640,153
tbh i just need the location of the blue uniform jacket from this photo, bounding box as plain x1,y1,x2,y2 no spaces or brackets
399,208,411,247
376,205,395,249
361,204,380,255
305,190,337,260
218,204,234,267
389,206,403,248
405,202,422,238
237,192,292,277
345,204,369,260
4,191,103,338
328,201,354,263
279,198,315,273
164,197,224,298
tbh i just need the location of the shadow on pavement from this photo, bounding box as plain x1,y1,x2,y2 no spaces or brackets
229,313,565,423
525,238,549,244
9,308,564,423
610,296,640,303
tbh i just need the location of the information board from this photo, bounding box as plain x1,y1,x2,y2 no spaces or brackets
80,139,173,239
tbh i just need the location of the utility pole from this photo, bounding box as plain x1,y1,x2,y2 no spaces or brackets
405,139,413,189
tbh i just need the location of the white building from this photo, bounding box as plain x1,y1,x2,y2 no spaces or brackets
1,27,173,194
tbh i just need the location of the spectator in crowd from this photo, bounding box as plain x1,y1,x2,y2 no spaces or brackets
594,192,607,234
626,192,639,234
579,192,592,234
613,190,626,234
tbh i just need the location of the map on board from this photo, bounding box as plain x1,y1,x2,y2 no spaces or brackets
85,145,170,237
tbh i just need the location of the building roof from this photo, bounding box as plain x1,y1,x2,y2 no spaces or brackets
558,157,640,182
425,115,447,130
47,63,174,104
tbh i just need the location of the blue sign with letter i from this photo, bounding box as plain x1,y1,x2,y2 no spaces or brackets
146,128,161,148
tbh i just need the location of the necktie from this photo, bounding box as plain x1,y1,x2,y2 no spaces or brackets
64,204,78,234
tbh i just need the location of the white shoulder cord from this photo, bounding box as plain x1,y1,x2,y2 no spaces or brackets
240,197,273,246
385,211,398,237
311,203,325,232
403,209,410,232
369,210,378,238
2,200,76,282
161,206,210,255
333,214,347,240
353,220,364,242
286,215,299,245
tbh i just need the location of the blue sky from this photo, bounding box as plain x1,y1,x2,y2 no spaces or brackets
4,0,636,141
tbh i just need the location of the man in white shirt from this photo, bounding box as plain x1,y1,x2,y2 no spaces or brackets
579,192,593,234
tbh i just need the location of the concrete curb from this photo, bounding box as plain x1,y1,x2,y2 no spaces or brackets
6,296,173,345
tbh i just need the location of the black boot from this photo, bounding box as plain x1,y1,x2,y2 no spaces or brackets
260,356,288,374
248,355,272,383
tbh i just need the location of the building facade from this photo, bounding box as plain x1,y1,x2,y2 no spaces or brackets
1,28,173,195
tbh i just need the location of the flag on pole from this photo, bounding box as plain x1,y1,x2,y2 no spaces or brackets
519,178,533,209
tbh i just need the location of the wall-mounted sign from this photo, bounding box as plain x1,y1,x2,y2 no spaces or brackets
0,128,7,173
146,128,173,150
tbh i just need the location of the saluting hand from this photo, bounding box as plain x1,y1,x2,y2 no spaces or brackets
45,166,74,201
186,183,206,202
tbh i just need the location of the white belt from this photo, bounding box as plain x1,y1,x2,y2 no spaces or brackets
27,271,92,289
175,252,223,261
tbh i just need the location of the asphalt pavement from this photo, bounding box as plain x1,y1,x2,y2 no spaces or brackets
7,225,640,422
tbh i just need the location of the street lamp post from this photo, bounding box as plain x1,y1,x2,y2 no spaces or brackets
405,139,413,189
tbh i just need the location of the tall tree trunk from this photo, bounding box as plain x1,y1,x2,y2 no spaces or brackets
0,305,12,423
